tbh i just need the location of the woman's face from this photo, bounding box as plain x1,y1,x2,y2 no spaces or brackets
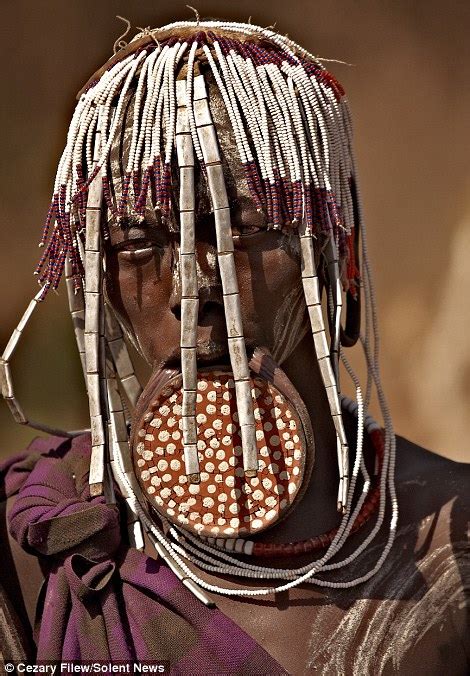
104,203,308,371
104,81,309,373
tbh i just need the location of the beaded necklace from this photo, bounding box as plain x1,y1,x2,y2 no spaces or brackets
199,424,383,560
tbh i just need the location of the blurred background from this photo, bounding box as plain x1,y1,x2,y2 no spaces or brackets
1,0,469,462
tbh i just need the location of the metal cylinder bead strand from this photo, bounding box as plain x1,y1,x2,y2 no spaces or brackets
176,80,200,481
85,111,106,496
193,72,258,476
299,230,349,510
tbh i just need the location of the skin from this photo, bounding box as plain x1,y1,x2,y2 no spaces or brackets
2,68,469,675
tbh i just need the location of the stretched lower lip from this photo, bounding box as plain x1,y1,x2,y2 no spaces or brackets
164,341,253,370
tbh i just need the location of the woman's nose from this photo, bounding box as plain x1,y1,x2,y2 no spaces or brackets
169,241,225,323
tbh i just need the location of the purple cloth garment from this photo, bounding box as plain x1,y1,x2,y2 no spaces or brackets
2,434,287,674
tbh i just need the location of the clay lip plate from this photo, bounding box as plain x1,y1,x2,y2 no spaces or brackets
131,361,314,539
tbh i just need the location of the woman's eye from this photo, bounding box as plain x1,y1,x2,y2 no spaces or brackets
114,238,165,261
231,224,262,237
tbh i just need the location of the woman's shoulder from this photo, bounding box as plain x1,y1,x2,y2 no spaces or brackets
395,435,470,516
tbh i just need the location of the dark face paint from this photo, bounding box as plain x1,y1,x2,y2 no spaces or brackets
104,206,305,371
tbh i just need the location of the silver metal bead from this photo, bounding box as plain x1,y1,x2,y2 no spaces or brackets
300,235,317,278
180,212,195,253
206,164,229,210
241,422,258,476
87,373,101,417
89,443,105,491
71,309,85,353
176,133,195,167
182,390,197,416
90,414,105,446
17,298,39,333
326,385,342,416
313,330,329,359
183,444,200,476
104,307,123,341
181,254,198,298
0,360,13,399
85,250,101,294
5,397,27,424
180,298,199,349
120,374,142,408
303,276,321,306
176,108,190,134
84,331,99,374
217,253,239,295
85,211,101,252
176,79,187,107
110,409,129,443
179,167,195,212
108,338,134,379
332,414,348,445
214,208,234,253
193,74,207,101
198,125,221,164
85,292,100,334
227,337,250,381
2,329,22,362
317,355,336,387
307,303,324,333
107,377,123,413
234,380,255,424
182,416,197,444
66,278,84,313
181,347,197,389
194,98,213,127
223,293,244,338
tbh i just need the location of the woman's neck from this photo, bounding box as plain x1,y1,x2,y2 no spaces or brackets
256,332,345,543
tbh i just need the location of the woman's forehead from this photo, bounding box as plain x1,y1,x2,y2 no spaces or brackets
107,71,257,229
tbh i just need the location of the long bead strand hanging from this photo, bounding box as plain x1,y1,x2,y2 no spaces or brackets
193,72,259,477
176,78,200,482
85,106,106,496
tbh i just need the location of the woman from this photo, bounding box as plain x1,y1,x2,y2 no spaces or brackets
1,19,469,675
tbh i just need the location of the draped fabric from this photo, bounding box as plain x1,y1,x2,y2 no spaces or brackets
1,434,287,674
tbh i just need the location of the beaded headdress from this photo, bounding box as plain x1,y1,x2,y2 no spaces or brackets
1,20,397,601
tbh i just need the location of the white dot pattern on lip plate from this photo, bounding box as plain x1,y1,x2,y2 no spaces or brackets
133,371,306,538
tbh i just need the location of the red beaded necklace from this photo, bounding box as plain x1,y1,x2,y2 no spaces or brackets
250,427,384,558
